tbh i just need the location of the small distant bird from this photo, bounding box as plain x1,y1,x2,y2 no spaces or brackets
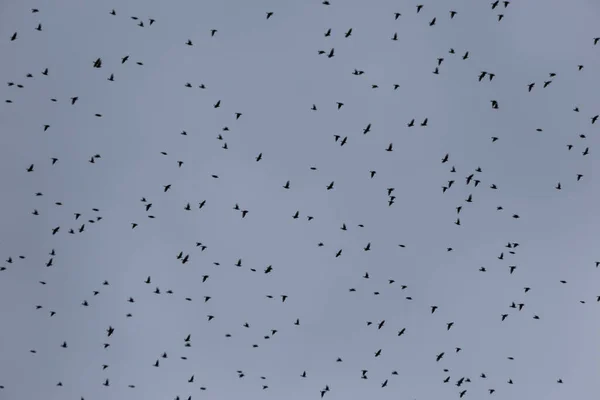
266,12,274,19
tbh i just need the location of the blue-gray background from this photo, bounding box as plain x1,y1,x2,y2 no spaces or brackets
1,0,599,399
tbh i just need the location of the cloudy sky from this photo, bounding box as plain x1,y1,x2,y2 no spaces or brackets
1,0,599,399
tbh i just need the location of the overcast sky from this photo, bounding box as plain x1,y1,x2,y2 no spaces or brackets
1,0,600,399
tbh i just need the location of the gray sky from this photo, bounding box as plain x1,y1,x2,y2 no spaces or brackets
1,0,599,399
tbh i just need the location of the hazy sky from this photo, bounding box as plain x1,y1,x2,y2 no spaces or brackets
1,0,600,399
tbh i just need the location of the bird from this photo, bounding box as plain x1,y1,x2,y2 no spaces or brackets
0,6,595,399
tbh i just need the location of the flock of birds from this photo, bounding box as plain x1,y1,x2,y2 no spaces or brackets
1,1,599,400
